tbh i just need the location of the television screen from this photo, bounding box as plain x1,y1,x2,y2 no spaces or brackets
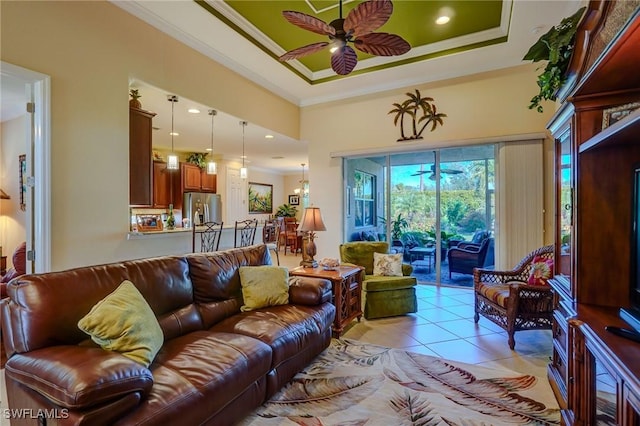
620,166,640,333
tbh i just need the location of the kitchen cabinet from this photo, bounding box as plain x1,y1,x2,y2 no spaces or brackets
153,161,172,208
129,106,156,206
546,3,640,424
181,163,216,193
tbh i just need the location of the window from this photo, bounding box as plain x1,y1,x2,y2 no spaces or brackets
354,170,375,227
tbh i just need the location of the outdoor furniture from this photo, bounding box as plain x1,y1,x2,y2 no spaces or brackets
449,230,491,249
448,237,494,277
408,246,435,272
473,245,554,349
339,241,417,320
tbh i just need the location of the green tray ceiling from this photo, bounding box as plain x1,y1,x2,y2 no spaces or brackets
199,1,505,79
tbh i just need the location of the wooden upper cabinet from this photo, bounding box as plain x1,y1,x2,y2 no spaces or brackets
201,171,216,192
181,163,216,193
153,161,172,208
182,163,202,192
129,107,156,206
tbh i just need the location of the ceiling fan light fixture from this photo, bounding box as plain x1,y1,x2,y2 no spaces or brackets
279,0,410,76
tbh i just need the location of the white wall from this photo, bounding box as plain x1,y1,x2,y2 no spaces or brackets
0,116,27,268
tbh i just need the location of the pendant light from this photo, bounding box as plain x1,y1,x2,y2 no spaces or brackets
240,120,248,179
206,109,217,175
294,163,307,195
167,95,179,170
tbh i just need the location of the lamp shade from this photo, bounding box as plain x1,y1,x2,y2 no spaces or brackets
298,207,326,232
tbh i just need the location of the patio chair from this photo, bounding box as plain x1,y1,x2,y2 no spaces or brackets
339,241,417,320
473,245,554,349
448,237,494,277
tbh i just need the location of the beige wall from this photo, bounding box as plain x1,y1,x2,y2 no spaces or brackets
301,66,556,260
0,117,27,268
1,1,299,270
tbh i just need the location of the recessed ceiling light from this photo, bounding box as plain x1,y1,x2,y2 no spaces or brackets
265,134,274,139
206,148,213,152
169,132,179,136
241,155,247,159
188,108,200,114
436,16,450,25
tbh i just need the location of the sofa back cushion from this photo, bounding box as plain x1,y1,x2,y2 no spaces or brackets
3,256,198,355
187,245,271,328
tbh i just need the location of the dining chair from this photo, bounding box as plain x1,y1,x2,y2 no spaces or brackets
234,219,258,248
192,221,224,253
282,217,300,255
262,219,280,265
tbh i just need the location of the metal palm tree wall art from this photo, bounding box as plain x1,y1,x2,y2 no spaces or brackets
389,89,447,142
278,0,410,75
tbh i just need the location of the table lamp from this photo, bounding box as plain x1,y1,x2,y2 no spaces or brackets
298,207,326,268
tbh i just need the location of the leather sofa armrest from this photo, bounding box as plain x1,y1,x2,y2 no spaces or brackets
5,345,153,409
288,276,332,305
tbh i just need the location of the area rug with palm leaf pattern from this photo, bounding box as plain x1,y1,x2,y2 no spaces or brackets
240,339,560,426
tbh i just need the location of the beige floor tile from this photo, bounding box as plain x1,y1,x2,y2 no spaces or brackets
426,339,498,364
441,304,476,319
419,307,464,322
434,318,499,339
402,323,461,344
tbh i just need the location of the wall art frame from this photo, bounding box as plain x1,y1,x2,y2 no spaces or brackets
602,102,640,129
288,194,300,205
248,182,273,214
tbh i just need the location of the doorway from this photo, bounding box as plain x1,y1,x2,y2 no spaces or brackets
0,62,51,273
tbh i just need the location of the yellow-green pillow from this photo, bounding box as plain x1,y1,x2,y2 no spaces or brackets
77,280,163,367
239,266,289,312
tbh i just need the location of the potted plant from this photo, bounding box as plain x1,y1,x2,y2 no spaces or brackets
186,152,209,170
129,89,142,108
523,7,585,112
379,214,408,250
275,203,298,218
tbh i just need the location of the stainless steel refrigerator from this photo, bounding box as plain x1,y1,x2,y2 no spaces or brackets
183,192,222,226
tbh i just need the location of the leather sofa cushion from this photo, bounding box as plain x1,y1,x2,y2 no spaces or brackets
119,331,271,425
4,345,153,409
211,303,335,370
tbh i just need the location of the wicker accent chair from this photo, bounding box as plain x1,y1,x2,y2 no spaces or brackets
473,245,554,350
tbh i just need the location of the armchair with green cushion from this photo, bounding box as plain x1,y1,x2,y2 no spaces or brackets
339,241,417,320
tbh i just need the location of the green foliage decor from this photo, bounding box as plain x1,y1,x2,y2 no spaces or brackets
275,204,298,217
523,7,585,113
379,213,409,241
186,152,209,169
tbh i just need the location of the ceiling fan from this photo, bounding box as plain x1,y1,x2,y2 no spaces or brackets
278,0,411,75
410,164,463,180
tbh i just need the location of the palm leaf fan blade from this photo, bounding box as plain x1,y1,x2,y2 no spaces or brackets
344,0,393,37
331,45,358,75
282,11,335,36
279,42,329,61
354,32,410,56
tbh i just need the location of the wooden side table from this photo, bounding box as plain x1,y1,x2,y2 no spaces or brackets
290,264,363,337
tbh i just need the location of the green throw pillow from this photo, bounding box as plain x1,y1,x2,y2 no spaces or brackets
239,266,289,312
77,280,163,367
372,252,403,277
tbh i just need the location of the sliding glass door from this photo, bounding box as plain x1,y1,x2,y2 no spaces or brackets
344,145,494,287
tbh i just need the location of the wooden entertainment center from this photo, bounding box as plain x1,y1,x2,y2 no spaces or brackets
546,2,640,424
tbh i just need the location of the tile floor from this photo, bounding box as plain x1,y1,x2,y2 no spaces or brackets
279,251,553,378
0,250,553,425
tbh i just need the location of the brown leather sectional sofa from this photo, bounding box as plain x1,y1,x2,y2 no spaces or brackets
0,245,336,425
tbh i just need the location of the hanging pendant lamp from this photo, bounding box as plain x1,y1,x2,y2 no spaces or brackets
240,121,248,179
206,110,217,175
167,95,179,170
294,163,307,195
